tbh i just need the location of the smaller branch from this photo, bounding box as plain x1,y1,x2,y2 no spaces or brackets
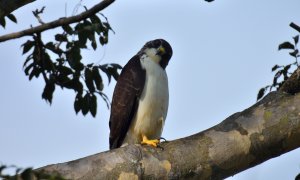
32,6,46,24
0,0,115,42
290,22,300,33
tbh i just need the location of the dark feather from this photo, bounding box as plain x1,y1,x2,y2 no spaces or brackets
109,55,146,149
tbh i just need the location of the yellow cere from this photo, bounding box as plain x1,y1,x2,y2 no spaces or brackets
158,46,166,55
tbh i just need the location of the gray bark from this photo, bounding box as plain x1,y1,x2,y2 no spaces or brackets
38,91,300,179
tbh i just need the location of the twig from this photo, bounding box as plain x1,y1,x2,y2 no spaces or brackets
0,0,115,42
32,6,46,24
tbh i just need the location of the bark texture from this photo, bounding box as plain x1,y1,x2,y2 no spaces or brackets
280,68,300,94
38,91,300,179
0,0,35,18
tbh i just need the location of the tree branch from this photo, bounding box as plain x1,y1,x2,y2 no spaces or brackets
0,0,115,43
37,91,300,179
0,0,36,18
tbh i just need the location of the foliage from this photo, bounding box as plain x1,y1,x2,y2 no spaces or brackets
257,23,300,100
296,173,300,180
0,165,65,180
0,13,17,28
20,7,121,117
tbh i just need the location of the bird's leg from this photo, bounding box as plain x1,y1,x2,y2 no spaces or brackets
141,134,160,147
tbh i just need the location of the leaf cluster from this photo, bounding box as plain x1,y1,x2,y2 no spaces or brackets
257,24,300,100
21,11,121,117
0,165,65,180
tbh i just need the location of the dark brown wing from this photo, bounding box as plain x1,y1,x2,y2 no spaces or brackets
109,55,146,149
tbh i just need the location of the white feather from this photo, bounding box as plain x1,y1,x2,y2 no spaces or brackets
122,52,169,145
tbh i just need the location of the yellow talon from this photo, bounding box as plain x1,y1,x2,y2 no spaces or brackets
141,135,159,147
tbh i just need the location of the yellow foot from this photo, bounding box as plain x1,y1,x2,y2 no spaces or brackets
141,135,159,147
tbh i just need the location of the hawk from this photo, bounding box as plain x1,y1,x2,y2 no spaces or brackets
109,39,173,149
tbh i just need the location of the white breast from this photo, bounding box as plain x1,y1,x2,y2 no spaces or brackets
122,56,169,145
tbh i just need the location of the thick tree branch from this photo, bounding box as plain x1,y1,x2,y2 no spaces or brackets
38,91,300,179
0,0,115,42
0,0,36,18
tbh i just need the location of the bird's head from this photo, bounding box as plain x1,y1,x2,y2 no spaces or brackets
139,39,173,69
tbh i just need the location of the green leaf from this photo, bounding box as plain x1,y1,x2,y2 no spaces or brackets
90,14,101,25
42,82,55,104
82,93,90,115
99,64,120,83
289,49,299,57
23,54,33,67
257,87,266,101
55,34,68,42
107,67,120,81
92,67,103,91
29,67,41,80
110,63,123,69
98,91,110,109
74,93,83,114
0,17,6,28
294,35,299,45
271,64,280,72
62,78,83,93
21,168,33,180
103,22,114,33
90,94,97,117
273,71,282,85
57,66,73,75
45,42,55,49
42,52,54,71
7,14,17,23
282,65,291,80
99,36,107,45
74,40,87,49
283,64,291,72
62,24,73,35
296,173,300,180
0,165,7,174
66,46,84,71
75,21,94,47
99,65,111,83
22,40,35,54
78,32,89,48
56,74,71,88
85,68,95,92
91,39,97,50
24,63,34,75
278,41,294,50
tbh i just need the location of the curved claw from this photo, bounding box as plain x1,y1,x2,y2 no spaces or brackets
159,137,168,142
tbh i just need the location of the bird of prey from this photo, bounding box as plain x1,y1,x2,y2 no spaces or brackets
109,39,173,149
